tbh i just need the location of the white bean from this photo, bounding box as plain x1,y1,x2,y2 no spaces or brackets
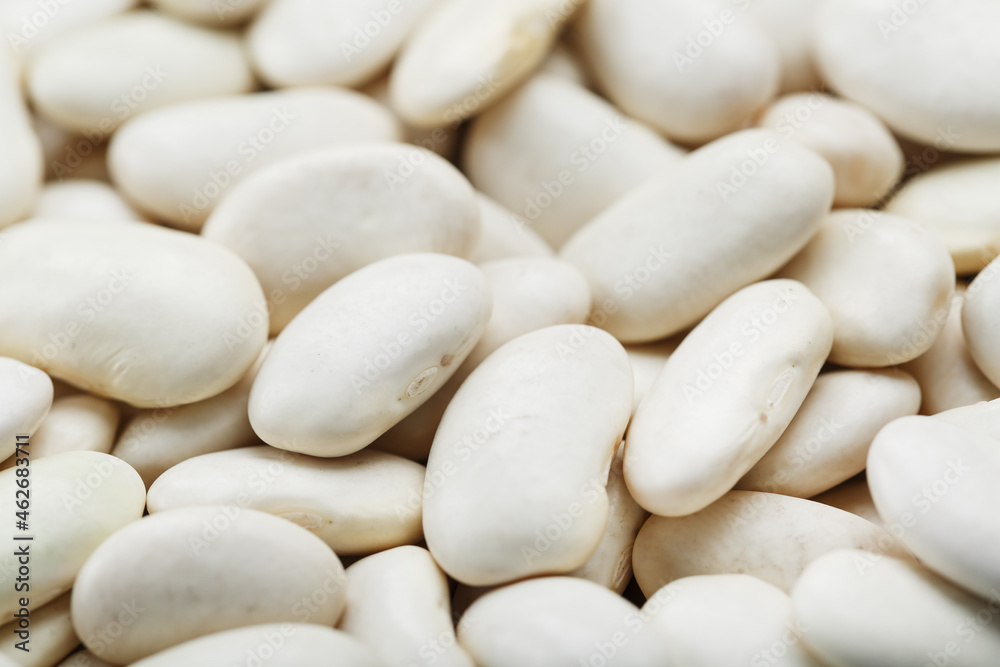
625,279,832,516
250,254,491,457
71,506,347,664
147,446,425,555
27,11,254,133
202,143,481,333
0,221,267,407
424,324,632,585
561,129,833,342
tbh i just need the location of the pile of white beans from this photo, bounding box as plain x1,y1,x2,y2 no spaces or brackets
1,0,1000,664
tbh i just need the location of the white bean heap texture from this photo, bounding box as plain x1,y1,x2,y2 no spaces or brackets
2,1,1000,665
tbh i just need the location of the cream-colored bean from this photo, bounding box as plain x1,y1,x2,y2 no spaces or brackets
625,280,833,517
249,0,436,88
561,129,834,342
340,546,474,667
112,343,269,488
373,255,589,460
29,394,119,460
0,593,76,667
887,158,1000,274
466,259,591,370
756,93,903,207
468,194,553,265
792,550,1000,667
0,48,43,228
0,0,136,65
203,144,480,333
632,491,907,595
149,0,267,26
33,180,143,222
71,506,346,664
27,11,254,134
903,290,1000,414
109,87,403,230
743,0,823,93
640,575,824,666
250,254,491,457
424,325,632,586
0,451,145,617
739,369,920,498
576,0,780,144
389,0,581,128
963,256,1000,389
815,0,1000,152
868,415,1000,600
812,475,884,528
463,74,683,248
0,221,267,407
781,209,955,367
0,357,53,461
624,338,681,416
148,446,425,555
933,398,1000,443
458,577,663,667
568,444,648,594
130,624,381,667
